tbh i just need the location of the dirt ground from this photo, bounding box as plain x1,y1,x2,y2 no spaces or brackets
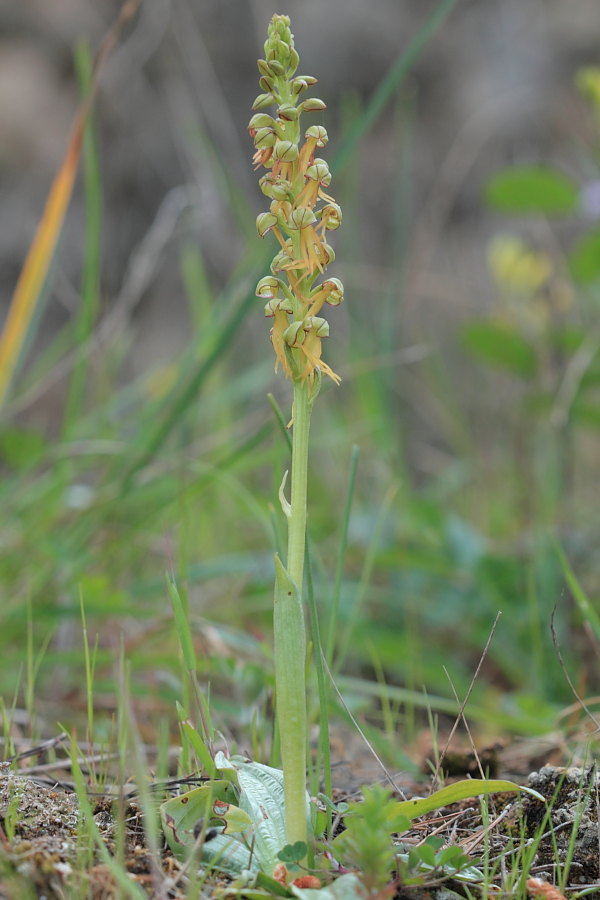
1,727,598,899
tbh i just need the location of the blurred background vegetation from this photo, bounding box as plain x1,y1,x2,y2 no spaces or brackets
1,0,600,760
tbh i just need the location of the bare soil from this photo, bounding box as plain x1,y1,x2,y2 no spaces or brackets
1,732,599,899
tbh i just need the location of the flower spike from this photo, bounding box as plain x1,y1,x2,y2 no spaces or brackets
249,14,343,385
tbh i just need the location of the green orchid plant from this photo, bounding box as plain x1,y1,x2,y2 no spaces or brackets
249,13,343,859
160,15,545,894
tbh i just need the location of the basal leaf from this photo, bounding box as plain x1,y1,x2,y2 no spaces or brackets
160,779,257,875
216,754,290,876
160,780,238,846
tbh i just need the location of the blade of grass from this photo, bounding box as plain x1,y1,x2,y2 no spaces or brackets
62,41,102,438
326,444,359,664
334,483,398,674
555,541,600,641
70,735,146,899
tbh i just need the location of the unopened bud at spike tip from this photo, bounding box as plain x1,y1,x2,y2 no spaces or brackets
267,59,285,76
278,104,300,122
252,92,276,110
259,75,275,93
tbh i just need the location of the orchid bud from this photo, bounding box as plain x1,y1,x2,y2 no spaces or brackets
277,104,300,122
259,75,275,93
248,113,277,132
299,98,326,113
252,92,276,110
267,58,285,76
291,78,308,96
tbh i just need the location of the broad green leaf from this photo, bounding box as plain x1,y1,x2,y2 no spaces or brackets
160,780,238,844
569,227,600,284
160,779,257,875
461,320,537,379
213,799,254,834
214,753,292,876
391,778,544,820
485,166,578,215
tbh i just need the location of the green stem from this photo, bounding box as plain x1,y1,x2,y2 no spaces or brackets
274,376,312,852
287,379,311,591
